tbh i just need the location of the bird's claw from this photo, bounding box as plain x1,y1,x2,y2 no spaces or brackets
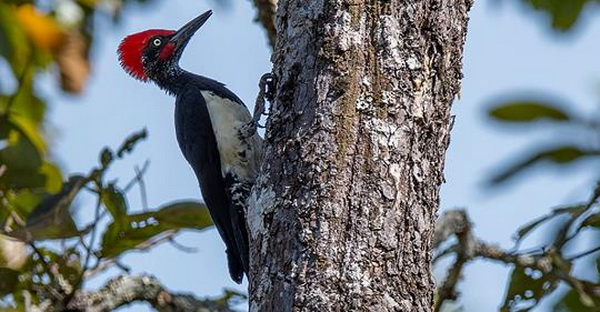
242,73,275,138
261,73,275,102
239,121,258,139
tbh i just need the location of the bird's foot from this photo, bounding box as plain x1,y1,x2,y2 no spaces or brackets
239,121,259,139
261,73,275,102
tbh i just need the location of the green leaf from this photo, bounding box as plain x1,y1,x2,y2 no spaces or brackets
39,162,63,194
0,8,12,60
7,190,44,220
0,117,61,193
514,205,586,244
502,265,561,312
0,126,45,189
581,213,600,228
544,147,592,163
553,289,600,312
99,147,114,170
490,146,596,185
97,129,147,171
0,4,32,72
152,201,214,230
9,90,46,127
489,101,570,122
0,268,19,297
0,114,10,138
101,183,128,221
100,201,212,258
0,208,8,226
0,268,19,296
116,128,147,158
55,248,82,287
527,0,589,31
7,176,86,241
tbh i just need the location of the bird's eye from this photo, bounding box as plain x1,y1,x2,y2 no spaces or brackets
153,38,162,47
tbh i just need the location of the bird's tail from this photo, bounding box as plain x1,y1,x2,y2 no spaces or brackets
224,174,251,279
226,246,245,284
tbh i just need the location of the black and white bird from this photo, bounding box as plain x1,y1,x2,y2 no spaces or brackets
117,10,261,283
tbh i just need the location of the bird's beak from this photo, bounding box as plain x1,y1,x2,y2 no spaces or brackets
170,10,213,51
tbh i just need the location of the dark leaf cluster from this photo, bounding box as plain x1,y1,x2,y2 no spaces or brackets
0,131,216,310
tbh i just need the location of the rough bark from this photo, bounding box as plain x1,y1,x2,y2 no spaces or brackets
248,1,473,311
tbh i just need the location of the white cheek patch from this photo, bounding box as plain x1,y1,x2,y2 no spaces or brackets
201,91,262,181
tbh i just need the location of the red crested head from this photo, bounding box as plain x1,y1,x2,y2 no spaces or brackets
117,10,213,87
118,29,175,81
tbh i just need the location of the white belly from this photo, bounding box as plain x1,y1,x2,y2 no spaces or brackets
201,91,262,180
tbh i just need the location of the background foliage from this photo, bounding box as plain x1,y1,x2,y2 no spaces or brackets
0,0,598,311
0,1,232,310
433,1,600,311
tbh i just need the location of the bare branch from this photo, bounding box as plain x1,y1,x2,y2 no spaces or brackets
168,236,199,253
135,162,150,211
434,209,599,310
65,275,235,312
434,210,475,312
433,210,471,249
555,181,600,249
251,0,277,47
567,245,600,261
64,196,104,306
123,160,150,193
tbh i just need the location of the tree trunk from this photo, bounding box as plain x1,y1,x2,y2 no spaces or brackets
248,1,473,311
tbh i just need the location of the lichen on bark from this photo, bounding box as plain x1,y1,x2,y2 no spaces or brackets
248,1,473,311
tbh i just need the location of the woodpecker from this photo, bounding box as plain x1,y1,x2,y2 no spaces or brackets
117,10,261,283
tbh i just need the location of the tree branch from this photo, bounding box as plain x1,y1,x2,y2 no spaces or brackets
64,275,234,312
251,0,277,47
434,209,599,310
433,210,475,312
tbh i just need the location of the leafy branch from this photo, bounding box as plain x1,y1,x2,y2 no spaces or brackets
0,130,241,311
434,181,600,312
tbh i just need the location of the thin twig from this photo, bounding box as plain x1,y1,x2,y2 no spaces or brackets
84,258,115,279
123,160,150,193
567,245,600,261
134,162,150,211
29,243,52,276
168,237,198,253
64,196,103,306
433,244,459,263
555,181,600,249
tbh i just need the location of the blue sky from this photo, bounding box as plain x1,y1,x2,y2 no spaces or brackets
42,0,600,311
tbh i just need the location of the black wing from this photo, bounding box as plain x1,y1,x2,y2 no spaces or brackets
174,87,246,283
